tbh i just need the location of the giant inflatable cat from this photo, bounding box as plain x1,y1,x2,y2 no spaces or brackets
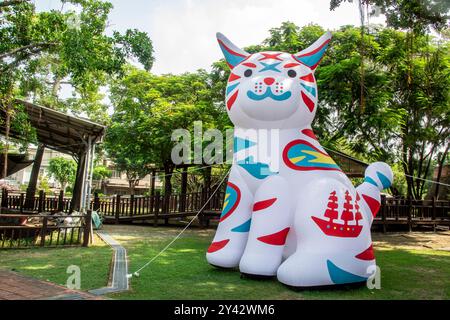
206,31,393,288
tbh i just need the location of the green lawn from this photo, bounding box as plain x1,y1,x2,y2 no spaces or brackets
105,226,450,300
0,225,449,299
0,236,112,291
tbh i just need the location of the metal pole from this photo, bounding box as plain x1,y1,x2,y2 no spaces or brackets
80,136,92,212
86,139,96,244
86,141,95,211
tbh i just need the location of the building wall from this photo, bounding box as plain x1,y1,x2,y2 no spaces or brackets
7,146,162,195
8,146,73,188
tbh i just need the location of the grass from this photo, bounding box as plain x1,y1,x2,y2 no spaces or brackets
0,225,449,299
106,226,450,300
0,235,112,291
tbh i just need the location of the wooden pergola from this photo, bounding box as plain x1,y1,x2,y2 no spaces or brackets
0,99,105,212
328,149,368,178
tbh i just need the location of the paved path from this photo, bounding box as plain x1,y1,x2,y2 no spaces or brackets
0,271,104,300
0,231,128,300
89,231,129,295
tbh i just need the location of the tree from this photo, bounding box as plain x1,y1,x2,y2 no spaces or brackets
48,157,77,192
1,0,154,178
93,165,112,181
328,1,450,199
211,22,449,199
105,66,220,196
92,165,111,193
330,0,450,34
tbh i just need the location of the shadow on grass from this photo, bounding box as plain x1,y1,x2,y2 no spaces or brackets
0,242,112,291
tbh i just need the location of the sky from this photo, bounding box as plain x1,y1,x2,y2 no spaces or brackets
35,0,385,75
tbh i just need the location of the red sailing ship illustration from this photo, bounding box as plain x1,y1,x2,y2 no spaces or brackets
311,190,363,238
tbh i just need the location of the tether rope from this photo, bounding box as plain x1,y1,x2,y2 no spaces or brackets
126,151,447,278
128,167,231,278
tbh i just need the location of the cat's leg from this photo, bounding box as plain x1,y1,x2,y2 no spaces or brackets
277,176,384,288
206,166,253,268
239,175,293,277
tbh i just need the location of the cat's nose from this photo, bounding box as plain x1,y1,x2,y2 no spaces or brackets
263,77,275,85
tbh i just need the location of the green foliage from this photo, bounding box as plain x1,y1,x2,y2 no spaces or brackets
219,21,448,199
47,156,77,192
330,0,450,34
92,165,112,181
38,174,51,194
105,67,222,193
1,0,154,133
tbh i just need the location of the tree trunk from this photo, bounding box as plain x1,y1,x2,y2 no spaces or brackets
164,164,173,197
51,76,62,98
203,166,212,191
128,180,136,195
434,144,449,199
2,102,11,180
150,170,156,197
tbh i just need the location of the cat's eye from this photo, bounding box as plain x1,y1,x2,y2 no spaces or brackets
288,70,297,78
244,69,253,77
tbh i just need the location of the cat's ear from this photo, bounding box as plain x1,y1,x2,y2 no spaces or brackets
293,31,332,71
216,32,250,69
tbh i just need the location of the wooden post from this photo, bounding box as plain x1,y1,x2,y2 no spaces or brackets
38,190,44,213
130,194,135,217
70,152,87,213
58,190,64,212
115,194,121,224
432,196,436,232
1,188,8,208
40,216,48,247
19,193,24,213
198,187,207,228
381,195,387,233
407,197,413,232
179,167,188,213
164,194,169,225
83,210,92,247
149,171,156,216
154,191,160,227
25,144,45,210
93,192,100,211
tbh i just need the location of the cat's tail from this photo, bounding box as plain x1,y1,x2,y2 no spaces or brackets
356,162,393,224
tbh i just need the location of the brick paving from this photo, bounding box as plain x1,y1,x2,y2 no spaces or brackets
0,270,105,300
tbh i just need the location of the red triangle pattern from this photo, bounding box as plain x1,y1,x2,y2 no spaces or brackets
253,198,277,212
207,239,230,253
362,194,380,217
257,228,290,246
355,244,375,260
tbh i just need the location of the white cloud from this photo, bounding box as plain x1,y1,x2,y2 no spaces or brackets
147,0,383,74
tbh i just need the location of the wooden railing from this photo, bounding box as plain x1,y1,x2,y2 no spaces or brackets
0,211,92,249
376,197,450,232
1,188,449,231
1,189,72,213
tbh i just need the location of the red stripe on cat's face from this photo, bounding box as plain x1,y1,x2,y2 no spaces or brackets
301,91,315,112
227,90,239,110
284,63,301,68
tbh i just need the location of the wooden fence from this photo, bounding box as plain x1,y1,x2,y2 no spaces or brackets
1,188,449,231
376,197,450,232
0,211,92,249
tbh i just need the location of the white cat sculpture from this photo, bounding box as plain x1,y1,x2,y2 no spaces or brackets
206,32,393,288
